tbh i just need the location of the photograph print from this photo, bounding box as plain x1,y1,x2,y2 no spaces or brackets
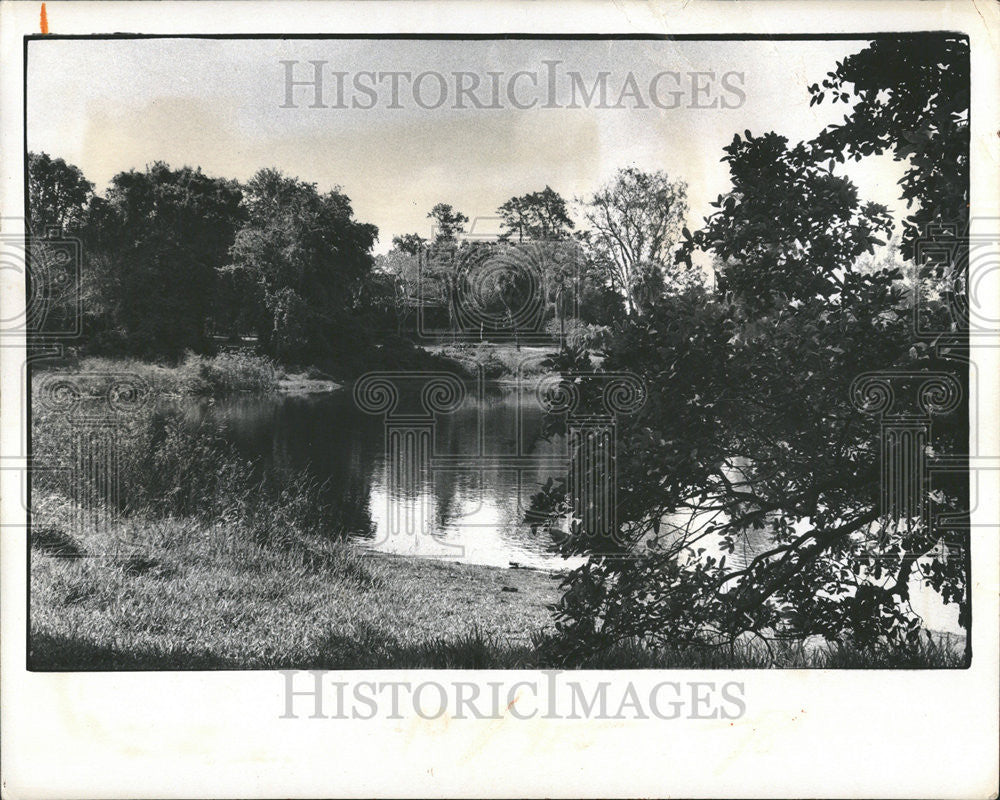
25,32,973,671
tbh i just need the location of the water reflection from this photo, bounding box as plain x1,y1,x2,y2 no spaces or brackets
172,386,960,633
179,386,581,570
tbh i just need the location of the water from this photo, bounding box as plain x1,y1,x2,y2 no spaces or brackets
175,384,960,633
179,384,580,570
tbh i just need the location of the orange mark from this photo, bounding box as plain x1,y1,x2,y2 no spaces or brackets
40,3,48,34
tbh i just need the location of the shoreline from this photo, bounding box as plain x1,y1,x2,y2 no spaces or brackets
29,502,965,670
358,547,572,578
29,343,563,401
277,376,344,394
28,505,562,670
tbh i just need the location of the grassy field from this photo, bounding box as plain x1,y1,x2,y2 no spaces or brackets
30,500,964,670
29,503,561,670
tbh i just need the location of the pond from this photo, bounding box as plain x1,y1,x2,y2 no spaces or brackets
174,382,960,634
178,383,582,570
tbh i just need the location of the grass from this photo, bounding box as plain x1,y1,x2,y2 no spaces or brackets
29,496,965,670
537,632,965,669
33,351,279,397
29,498,561,670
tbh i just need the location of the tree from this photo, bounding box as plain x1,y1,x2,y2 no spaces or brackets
678,132,893,312
427,203,469,246
497,186,575,242
228,169,378,363
810,34,971,658
415,204,470,340
391,232,428,255
582,168,689,315
809,36,969,262
373,247,422,335
533,39,969,662
26,153,94,339
83,163,244,357
27,151,94,235
495,187,579,342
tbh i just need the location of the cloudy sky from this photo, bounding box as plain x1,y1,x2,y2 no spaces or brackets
27,36,907,252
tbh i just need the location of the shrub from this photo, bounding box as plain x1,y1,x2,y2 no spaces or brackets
31,401,338,545
177,351,278,395
33,354,278,401
547,318,610,352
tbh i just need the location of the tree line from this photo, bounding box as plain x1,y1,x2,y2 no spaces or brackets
28,152,691,366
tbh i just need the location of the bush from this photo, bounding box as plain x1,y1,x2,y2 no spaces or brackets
33,354,278,401
547,318,610,352
177,351,277,395
32,402,342,543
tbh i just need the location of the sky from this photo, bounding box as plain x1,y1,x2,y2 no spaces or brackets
26,37,908,253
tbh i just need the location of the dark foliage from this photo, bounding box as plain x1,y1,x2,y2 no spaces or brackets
78,163,245,358
532,36,970,662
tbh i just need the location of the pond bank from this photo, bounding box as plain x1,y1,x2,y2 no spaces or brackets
32,353,350,398
30,341,572,401
29,502,563,670
277,374,343,394
29,499,964,670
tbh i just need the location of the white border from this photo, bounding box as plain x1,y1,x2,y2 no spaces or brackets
2,2,998,798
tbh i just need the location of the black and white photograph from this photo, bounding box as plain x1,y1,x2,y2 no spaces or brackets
1,1,997,797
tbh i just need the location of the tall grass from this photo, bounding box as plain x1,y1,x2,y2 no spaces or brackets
526,631,965,669
294,627,964,669
177,351,278,395
30,396,399,669
32,398,331,528
34,352,278,398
